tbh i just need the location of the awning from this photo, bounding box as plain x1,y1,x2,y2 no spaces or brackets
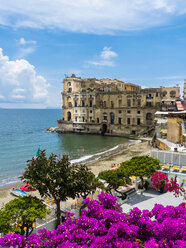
160,129,167,133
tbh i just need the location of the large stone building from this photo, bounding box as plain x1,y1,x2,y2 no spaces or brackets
58,75,180,136
161,86,180,111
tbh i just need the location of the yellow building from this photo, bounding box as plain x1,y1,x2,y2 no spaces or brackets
58,75,179,136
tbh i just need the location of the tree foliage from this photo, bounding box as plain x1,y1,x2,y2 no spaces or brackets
120,155,161,185
98,169,131,199
0,196,49,237
75,164,104,199
22,150,102,226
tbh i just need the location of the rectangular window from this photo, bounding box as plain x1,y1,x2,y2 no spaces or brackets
111,101,114,108
137,110,140,114
118,110,122,114
137,99,141,106
118,118,122,124
90,117,92,122
90,110,92,113
127,110,131,114
146,102,152,107
127,118,130,125
119,100,122,107
127,99,131,107
156,102,160,108
137,118,141,125
68,102,72,107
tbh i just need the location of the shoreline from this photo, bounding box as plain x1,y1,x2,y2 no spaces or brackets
0,141,150,206
88,141,150,175
0,138,138,188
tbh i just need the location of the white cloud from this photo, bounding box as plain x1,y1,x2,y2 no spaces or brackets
0,48,49,104
0,94,5,99
16,47,36,59
0,1,186,33
87,46,118,67
16,37,37,59
19,37,36,45
101,47,118,60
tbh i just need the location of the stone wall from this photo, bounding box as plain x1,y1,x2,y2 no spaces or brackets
167,118,183,144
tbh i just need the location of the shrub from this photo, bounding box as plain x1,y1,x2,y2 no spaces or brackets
0,192,185,248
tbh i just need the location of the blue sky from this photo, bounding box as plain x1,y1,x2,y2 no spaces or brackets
0,0,186,108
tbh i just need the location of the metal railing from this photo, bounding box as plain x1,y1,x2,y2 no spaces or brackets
151,149,186,166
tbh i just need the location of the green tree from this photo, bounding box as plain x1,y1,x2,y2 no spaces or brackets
98,169,131,200
22,151,79,227
120,156,161,186
75,165,104,199
22,151,102,226
0,196,49,237
74,165,104,215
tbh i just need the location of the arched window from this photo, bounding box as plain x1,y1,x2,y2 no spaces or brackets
67,111,71,121
67,96,72,107
146,113,152,125
170,90,176,98
163,91,167,97
110,112,115,124
103,113,107,121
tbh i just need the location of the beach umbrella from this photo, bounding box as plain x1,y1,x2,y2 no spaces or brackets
36,147,40,157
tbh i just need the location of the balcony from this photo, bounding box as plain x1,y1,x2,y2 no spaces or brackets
146,96,154,101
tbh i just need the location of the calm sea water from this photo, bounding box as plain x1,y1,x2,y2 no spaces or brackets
0,109,128,187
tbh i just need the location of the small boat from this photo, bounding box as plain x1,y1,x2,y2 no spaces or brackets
20,184,37,192
11,188,27,197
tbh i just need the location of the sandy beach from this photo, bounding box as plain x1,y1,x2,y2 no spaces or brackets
0,183,41,206
0,141,150,207
88,141,150,175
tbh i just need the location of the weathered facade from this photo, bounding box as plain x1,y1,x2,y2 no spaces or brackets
58,75,179,136
161,86,180,111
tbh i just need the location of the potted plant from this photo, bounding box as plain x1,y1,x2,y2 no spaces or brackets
151,171,168,193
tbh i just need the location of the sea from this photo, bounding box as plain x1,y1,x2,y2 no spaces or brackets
0,109,130,188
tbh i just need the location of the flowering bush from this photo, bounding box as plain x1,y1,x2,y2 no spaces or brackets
151,172,185,197
165,177,185,197
0,192,185,248
151,171,168,192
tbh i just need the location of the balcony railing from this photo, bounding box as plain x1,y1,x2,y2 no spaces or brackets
146,96,154,100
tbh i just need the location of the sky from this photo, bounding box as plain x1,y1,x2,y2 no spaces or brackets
0,0,186,108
